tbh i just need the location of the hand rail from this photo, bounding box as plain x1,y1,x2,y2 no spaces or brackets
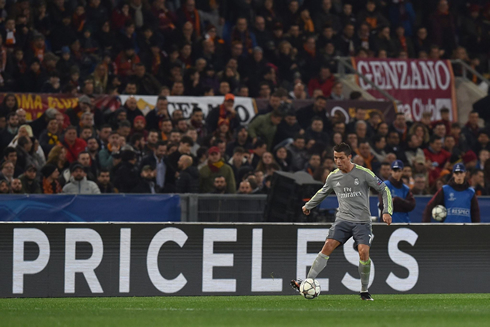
335,56,401,104
449,59,490,86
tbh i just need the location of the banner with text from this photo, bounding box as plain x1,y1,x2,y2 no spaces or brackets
1,223,488,297
119,95,257,125
352,58,457,121
256,99,397,124
0,93,117,121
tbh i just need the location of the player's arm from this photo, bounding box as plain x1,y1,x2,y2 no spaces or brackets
303,176,334,215
470,194,481,223
422,188,444,222
366,172,393,224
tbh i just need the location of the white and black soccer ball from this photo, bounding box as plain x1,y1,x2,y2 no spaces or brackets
432,205,447,222
299,278,321,299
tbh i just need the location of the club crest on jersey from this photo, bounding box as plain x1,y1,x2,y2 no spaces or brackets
354,178,359,185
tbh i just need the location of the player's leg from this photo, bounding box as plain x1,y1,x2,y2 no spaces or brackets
291,221,350,291
353,223,374,300
307,239,340,278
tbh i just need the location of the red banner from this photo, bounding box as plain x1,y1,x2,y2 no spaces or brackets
0,93,119,121
352,58,457,122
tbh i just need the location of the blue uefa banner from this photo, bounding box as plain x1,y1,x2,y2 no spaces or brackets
320,196,490,223
0,194,181,222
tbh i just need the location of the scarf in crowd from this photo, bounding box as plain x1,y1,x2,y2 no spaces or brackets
208,160,224,172
231,29,253,53
398,35,407,52
131,3,144,28
42,178,62,194
5,29,15,45
303,18,314,33
0,47,6,72
303,44,315,58
184,8,201,36
32,44,45,62
47,132,60,145
219,104,235,120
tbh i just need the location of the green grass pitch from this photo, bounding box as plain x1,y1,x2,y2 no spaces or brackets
1,294,489,327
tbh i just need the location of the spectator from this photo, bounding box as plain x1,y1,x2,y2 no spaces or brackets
379,162,392,181
62,163,101,194
329,81,345,100
113,149,140,193
0,180,9,194
123,96,145,125
305,117,329,147
61,126,87,164
237,180,253,194
146,96,169,132
19,164,41,194
166,136,194,190
470,169,488,196
0,160,15,183
430,0,457,57
423,135,451,186
0,113,19,152
405,134,426,167
248,110,283,150
226,126,253,157
212,175,228,194
40,163,62,194
130,63,162,95
296,96,330,132
307,66,335,98
412,174,430,195
371,134,387,163
273,108,302,149
96,169,115,193
131,165,158,194
176,155,199,193
461,111,480,149
304,153,321,176
385,130,408,164
355,140,381,174
15,136,34,171
140,140,167,191
10,178,23,194
206,93,240,133
431,107,451,135
199,146,235,194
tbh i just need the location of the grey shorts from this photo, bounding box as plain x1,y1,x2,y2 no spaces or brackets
327,220,373,249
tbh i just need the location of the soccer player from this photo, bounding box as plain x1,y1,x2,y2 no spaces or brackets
382,160,415,223
291,143,393,301
422,163,480,222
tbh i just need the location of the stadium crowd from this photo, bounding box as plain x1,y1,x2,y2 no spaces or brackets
0,0,489,195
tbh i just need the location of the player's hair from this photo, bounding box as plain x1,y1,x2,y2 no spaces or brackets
3,147,17,158
333,142,352,156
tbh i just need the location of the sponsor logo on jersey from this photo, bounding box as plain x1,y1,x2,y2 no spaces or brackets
338,187,362,199
354,178,359,185
449,207,470,217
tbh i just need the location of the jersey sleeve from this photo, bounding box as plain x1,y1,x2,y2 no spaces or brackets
304,172,335,210
365,170,393,215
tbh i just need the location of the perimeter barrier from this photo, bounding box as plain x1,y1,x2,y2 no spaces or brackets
1,223,488,297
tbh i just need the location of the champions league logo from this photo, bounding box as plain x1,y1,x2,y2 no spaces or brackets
448,193,456,201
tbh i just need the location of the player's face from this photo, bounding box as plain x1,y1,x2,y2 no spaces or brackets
333,151,351,171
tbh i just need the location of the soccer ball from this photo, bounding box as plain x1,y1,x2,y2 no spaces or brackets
299,278,321,299
432,205,447,222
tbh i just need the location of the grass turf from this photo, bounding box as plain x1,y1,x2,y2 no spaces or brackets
1,294,489,327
